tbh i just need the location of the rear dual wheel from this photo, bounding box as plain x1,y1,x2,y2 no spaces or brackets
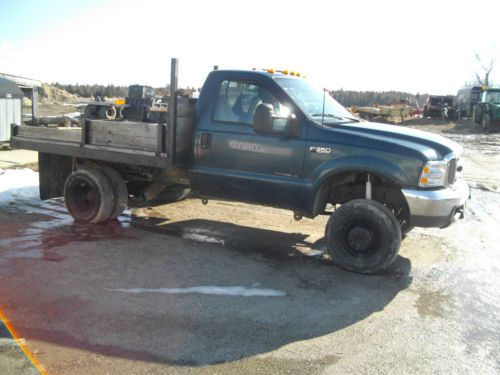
326,199,401,274
64,165,127,223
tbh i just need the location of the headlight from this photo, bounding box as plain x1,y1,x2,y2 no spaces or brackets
418,160,448,188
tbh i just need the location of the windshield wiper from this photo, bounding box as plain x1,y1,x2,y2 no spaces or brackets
310,113,344,120
340,116,360,122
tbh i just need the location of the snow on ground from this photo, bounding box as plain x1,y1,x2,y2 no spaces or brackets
0,169,39,204
106,286,287,297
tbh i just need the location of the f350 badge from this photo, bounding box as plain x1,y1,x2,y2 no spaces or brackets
309,146,332,154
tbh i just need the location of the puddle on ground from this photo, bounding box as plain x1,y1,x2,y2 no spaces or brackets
413,288,451,318
0,201,137,269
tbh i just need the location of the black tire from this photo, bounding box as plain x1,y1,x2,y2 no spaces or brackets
472,105,482,124
482,114,492,134
401,225,414,240
98,106,117,120
64,167,115,223
93,165,128,219
325,199,402,274
117,106,124,119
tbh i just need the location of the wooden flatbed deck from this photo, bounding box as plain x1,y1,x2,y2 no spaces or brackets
11,120,172,169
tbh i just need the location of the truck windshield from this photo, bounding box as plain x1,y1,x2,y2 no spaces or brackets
484,91,500,103
274,76,357,124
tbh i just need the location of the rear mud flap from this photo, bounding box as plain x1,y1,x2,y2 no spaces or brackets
39,153,73,200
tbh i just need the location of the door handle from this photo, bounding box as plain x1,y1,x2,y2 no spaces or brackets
201,133,212,149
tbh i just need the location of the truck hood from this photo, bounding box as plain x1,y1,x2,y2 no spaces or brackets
335,121,463,160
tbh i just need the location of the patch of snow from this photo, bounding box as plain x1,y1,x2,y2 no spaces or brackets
106,285,287,297
182,232,225,245
0,169,39,204
181,227,225,245
63,112,82,118
302,249,326,257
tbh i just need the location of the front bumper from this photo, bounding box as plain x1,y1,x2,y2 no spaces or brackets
402,179,470,228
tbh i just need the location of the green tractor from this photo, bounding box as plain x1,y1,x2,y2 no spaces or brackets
473,88,500,133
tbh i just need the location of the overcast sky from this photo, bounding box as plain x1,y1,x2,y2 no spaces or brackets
0,0,498,94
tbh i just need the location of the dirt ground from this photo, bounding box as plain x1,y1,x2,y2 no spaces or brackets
0,118,499,374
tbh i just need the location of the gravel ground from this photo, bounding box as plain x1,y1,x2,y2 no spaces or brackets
0,118,498,374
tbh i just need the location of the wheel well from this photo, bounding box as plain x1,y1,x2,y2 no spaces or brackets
314,171,410,224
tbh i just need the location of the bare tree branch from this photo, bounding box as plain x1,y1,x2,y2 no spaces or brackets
474,52,495,86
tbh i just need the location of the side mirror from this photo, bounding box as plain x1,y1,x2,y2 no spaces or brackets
253,103,300,137
252,103,274,133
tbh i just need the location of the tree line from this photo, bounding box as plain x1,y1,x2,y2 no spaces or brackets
51,83,130,98
330,90,428,108
52,82,431,108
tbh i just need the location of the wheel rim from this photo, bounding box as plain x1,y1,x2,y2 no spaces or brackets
67,176,100,220
340,219,380,257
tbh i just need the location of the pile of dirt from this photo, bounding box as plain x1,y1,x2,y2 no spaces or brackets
39,83,79,103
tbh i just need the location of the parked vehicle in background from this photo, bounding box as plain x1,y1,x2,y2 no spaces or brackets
475,87,500,133
422,95,456,119
456,86,483,120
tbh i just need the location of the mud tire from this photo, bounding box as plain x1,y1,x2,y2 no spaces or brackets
64,167,115,223
92,165,128,219
325,199,401,274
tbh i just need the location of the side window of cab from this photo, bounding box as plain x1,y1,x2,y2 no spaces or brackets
213,80,291,132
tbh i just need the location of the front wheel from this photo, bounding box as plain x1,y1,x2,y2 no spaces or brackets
325,199,402,274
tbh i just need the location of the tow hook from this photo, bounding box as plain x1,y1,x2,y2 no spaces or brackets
294,213,303,221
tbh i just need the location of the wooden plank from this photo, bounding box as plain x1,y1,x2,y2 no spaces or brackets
17,125,81,143
88,120,158,152
11,136,170,169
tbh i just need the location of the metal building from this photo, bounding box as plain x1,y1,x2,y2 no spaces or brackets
0,78,24,143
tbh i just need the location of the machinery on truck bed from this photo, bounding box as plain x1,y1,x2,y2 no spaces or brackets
85,84,168,122
10,59,470,274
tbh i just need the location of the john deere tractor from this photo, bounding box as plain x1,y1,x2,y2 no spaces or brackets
474,88,500,133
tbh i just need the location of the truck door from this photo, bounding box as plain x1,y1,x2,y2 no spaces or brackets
192,78,305,209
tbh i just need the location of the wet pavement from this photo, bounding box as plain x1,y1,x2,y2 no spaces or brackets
0,315,40,375
0,120,499,374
